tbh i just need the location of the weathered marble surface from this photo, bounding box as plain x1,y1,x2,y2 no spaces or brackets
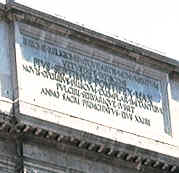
23,141,139,173
168,73,179,144
0,136,16,173
14,22,179,158
0,3,177,173
0,22,13,114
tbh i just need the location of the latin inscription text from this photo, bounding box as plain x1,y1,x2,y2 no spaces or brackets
21,36,164,127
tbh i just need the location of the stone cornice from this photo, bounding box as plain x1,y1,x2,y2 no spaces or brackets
0,114,178,172
5,2,179,73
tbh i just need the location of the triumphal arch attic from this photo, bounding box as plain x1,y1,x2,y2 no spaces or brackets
0,1,179,173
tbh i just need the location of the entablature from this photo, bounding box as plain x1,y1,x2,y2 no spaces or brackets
0,118,178,173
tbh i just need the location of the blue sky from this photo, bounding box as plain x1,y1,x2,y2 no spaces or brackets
2,0,179,61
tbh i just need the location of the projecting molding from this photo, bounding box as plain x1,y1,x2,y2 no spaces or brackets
5,2,179,72
0,121,178,172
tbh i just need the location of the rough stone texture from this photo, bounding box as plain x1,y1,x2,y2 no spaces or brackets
0,133,17,173
22,137,160,173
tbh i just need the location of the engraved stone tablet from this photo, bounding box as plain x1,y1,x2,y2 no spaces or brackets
15,22,172,142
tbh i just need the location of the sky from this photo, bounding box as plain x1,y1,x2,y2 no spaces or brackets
1,0,179,61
